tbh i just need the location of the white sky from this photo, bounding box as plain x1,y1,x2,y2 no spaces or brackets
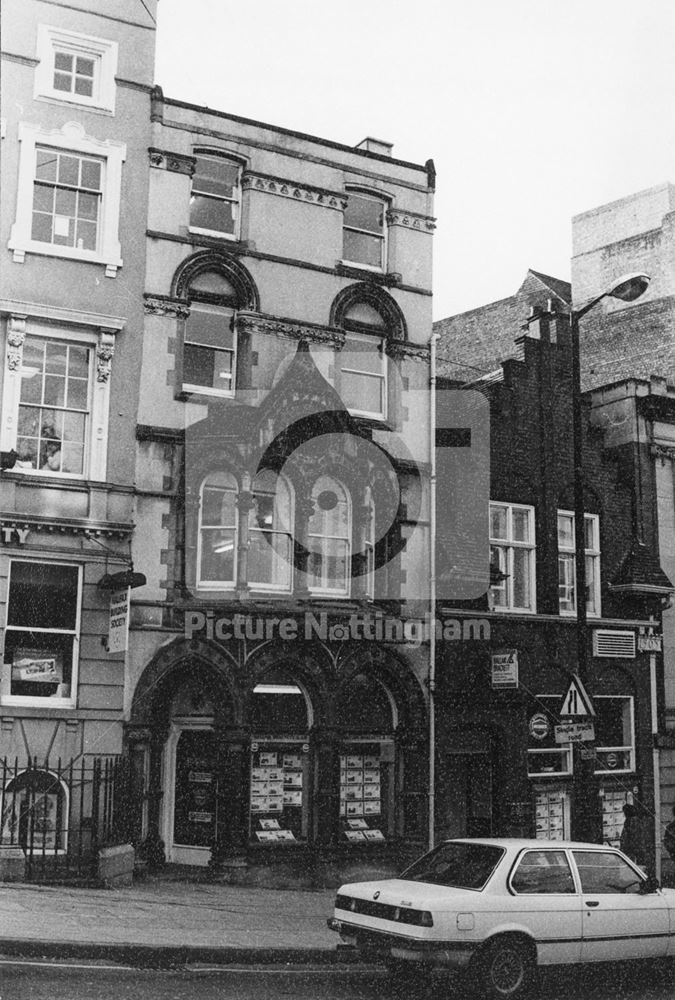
153,0,675,320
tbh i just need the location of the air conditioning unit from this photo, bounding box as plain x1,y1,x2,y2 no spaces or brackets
592,630,636,658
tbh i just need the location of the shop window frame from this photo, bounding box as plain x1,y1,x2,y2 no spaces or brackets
593,695,635,775
1,559,82,709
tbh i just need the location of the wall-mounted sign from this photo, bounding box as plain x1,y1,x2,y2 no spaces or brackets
491,649,518,688
554,721,595,744
529,713,550,740
107,588,130,654
638,634,662,653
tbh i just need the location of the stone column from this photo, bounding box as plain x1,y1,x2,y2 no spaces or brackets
311,725,341,848
351,499,373,599
293,497,316,598
235,489,254,599
209,723,251,874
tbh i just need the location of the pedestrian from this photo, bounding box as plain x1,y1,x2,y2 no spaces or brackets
620,803,646,865
663,804,675,863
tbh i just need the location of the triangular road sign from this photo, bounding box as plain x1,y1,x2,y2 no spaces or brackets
560,674,595,717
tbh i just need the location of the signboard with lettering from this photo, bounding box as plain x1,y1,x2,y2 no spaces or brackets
554,721,595,744
107,588,130,654
637,634,662,653
491,649,518,688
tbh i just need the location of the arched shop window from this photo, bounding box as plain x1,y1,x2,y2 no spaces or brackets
248,471,293,592
197,471,238,587
249,669,311,846
308,475,351,595
1,768,68,853
335,674,395,845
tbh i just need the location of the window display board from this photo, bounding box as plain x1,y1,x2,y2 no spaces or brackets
534,788,568,840
339,750,386,843
250,745,306,842
601,788,630,846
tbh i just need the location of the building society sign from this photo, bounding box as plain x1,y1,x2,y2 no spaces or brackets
491,649,518,688
107,588,130,653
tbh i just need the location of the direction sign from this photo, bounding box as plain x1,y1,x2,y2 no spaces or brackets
560,674,595,717
554,721,595,744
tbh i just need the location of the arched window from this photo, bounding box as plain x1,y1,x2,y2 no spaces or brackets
1,768,68,853
183,271,237,398
198,471,238,588
248,471,293,591
340,301,387,419
190,151,241,240
308,476,351,595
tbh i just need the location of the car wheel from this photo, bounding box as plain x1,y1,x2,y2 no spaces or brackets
471,937,536,999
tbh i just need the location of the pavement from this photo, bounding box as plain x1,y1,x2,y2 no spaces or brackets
0,876,344,967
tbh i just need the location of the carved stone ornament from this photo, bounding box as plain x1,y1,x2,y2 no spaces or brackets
144,295,190,318
148,148,195,176
242,172,348,211
6,314,27,372
651,443,675,463
236,312,345,347
387,340,430,362
386,209,437,232
96,329,116,383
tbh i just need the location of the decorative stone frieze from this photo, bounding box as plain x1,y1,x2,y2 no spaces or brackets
242,172,348,211
144,294,190,318
148,148,195,176
386,209,436,232
651,443,675,463
236,311,345,348
386,341,430,362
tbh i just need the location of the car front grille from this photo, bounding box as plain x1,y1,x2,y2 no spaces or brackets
335,894,433,927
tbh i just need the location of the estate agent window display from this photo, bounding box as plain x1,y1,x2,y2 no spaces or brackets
248,673,310,845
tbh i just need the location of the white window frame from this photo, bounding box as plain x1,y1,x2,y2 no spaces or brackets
0,303,119,482
9,121,125,276
341,332,387,420
488,502,536,613
197,472,238,591
248,472,294,594
34,24,118,114
182,303,236,398
557,510,601,618
1,559,82,709
308,477,351,597
593,695,635,775
189,152,242,241
342,190,387,272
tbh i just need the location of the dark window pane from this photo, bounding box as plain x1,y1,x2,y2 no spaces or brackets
53,73,71,92
189,194,236,234
7,562,79,630
35,150,58,181
343,229,382,268
75,219,97,250
33,184,54,213
31,212,53,243
54,52,73,72
58,155,79,186
345,195,384,233
80,160,101,191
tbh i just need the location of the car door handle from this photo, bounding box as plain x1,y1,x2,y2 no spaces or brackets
585,900,600,907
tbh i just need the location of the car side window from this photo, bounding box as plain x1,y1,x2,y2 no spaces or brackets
511,849,576,894
572,851,642,894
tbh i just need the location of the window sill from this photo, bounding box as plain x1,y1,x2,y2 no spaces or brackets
1,696,76,709
34,93,114,116
335,261,401,286
177,387,235,403
8,240,122,277
189,226,240,243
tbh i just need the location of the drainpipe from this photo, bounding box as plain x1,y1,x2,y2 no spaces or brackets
649,615,662,882
428,333,440,852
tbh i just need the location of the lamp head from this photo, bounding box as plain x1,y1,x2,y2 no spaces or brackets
607,272,650,303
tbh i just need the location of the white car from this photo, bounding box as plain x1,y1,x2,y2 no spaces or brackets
328,838,675,998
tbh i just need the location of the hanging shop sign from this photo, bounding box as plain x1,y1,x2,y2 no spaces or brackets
107,588,130,654
554,721,595,744
637,633,662,653
491,649,519,688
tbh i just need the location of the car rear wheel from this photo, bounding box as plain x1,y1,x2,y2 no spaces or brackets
470,937,536,999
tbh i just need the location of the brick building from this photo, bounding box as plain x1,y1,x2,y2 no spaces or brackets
434,304,672,871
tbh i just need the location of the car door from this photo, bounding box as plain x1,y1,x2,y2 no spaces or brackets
572,849,670,963
508,849,583,965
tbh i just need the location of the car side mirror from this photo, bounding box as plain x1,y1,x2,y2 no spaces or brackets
639,874,661,894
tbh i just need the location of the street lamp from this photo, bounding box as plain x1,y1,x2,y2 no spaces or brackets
569,272,650,842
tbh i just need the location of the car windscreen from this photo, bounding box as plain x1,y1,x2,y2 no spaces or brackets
399,842,504,890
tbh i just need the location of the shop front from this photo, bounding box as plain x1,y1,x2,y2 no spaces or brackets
126,633,427,880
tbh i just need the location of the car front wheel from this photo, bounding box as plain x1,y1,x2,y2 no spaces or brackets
470,936,536,999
